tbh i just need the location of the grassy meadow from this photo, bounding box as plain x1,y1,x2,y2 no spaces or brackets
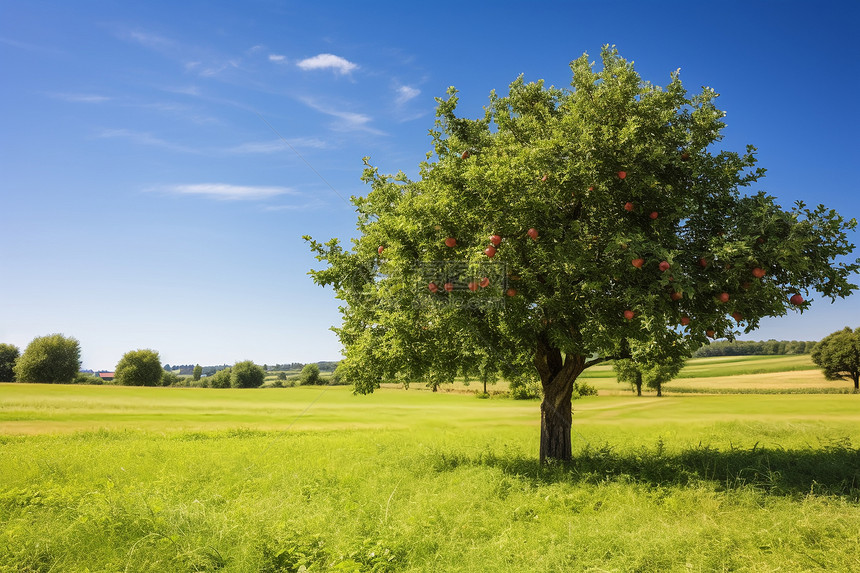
2,358,859,572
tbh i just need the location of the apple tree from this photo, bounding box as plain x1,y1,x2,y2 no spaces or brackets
306,47,858,462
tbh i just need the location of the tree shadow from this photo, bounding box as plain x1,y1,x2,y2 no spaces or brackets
430,437,860,499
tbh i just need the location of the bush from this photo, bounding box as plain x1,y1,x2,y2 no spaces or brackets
74,372,102,385
231,361,266,388
14,334,81,384
509,376,542,400
299,364,322,385
210,367,232,389
277,372,287,381
573,381,598,398
328,366,349,386
115,349,163,387
161,370,180,386
0,343,20,382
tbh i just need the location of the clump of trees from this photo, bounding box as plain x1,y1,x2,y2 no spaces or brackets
115,349,164,386
694,339,816,357
0,343,20,382
231,361,266,388
14,334,81,384
299,364,322,385
812,327,860,391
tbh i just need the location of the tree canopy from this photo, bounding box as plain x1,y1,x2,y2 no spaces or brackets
231,360,266,388
0,343,20,382
115,349,163,387
811,327,860,390
14,334,81,384
307,47,858,461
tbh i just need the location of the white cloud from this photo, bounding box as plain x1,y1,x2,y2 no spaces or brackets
50,93,111,103
269,54,287,63
395,85,420,105
228,138,326,154
97,129,196,153
296,53,357,74
300,98,384,135
159,183,296,201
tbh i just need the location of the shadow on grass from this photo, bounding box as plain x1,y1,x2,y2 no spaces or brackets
430,437,860,499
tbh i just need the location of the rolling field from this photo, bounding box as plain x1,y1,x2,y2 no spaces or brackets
2,360,859,572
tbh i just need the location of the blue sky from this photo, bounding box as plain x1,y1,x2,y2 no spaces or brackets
1,1,858,370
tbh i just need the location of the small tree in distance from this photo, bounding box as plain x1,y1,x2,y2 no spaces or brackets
306,47,859,462
231,361,265,388
299,364,322,385
0,343,20,382
192,364,202,381
115,349,163,387
14,334,81,384
811,327,860,391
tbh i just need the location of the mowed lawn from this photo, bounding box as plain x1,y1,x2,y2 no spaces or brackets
2,377,859,571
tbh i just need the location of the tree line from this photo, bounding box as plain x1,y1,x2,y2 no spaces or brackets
692,339,817,358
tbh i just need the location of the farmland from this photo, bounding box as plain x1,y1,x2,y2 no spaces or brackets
1,357,859,571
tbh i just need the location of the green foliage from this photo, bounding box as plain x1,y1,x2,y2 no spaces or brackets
509,375,542,400
13,334,81,384
192,364,202,381
73,372,102,385
328,366,349,386
299,363,322,385
0,343,20,382
277,372,287,381
306,46,858,409
115,349,163,387
811,327,860,389
695,339,816,357
210,367,232,389
231,361,265,388
161,370,180,387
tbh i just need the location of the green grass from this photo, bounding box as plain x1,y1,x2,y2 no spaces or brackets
580,354,818,379
2,380,860,571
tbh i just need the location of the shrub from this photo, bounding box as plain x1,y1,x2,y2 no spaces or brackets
231,361,266,388
161,370,180,386
0,343,20,382
328,366,349,385
210,367,232,389
115,349,163,387
277,372,287,381
14,334,81,384
509,376,542,400
299,364,322,385
573,381,598,398
74,372,102,385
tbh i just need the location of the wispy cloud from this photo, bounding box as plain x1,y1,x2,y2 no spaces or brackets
296,53,357,74
269,54,287,63
124,30,176,53
97,129,197,153
228,137,327,154
49,92,111,103
158,183,297,201
395,85,420,105
300,98,385,135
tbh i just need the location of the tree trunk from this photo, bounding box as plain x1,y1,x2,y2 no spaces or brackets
635,372,642,396
535,338,585,463
854,372,859,390
483,378,487,394
656,381,662,397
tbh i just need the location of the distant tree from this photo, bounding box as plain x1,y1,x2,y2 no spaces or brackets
277,372,287,381
192,364,202,381
614,331,690,397
0,343,20,382
811,327,860,390
231,361,265,388
161,370,180,386
210,367,232,389
614,359,644,396
263,364,268,371
14,334,81,384
115,349,163,387
299,364,322,385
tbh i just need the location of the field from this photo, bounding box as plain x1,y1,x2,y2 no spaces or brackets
2,358,859,572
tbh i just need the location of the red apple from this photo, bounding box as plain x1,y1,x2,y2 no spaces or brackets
706,329,716,338
649,211,659,220
468,281,478,292
377,245,385,255
752,267,766,278
732,311,743,322
445,237,457,248
790,294,804,305
444,282,454,293
631,258,645,268
527,228,539,241
617,171,627,180
718,292,730,303
588,186,594,191
428,282,438,293
461,150,470,159
659,261,670,272
699,258,708,268
506,288,517,297
479,277,490,288
624,202,634,212
484,246,497,258
623,310,635,320
671,291,683,301
489,234,502,247
680,316,691,326
541,174,548,182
